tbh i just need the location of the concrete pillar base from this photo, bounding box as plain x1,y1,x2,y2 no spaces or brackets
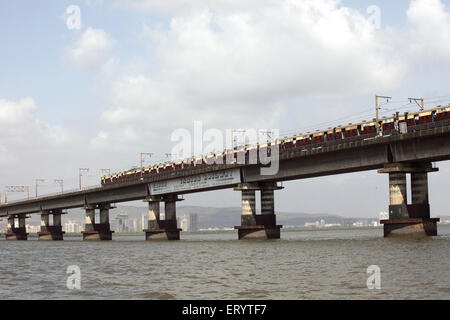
380,218,439,237
82,230,114,240
143,229,182,240
234,225,282,240
82,223,114,240
5,230,28,241
38,231,65,240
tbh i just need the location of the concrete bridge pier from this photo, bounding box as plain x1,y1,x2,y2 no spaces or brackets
82,204,114,240
5,214,29,240
37,209,65,240
234,182,283,239
143,195,182,240
379,162,440,237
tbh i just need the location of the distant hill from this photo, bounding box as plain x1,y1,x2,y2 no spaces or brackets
19,205,450,229
108,205,361,228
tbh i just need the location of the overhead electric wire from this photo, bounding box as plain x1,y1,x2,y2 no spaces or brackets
278,93,450,138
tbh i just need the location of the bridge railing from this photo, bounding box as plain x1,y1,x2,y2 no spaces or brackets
3,184,102,205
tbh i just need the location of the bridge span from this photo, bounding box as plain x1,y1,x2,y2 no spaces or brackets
1,120,449,240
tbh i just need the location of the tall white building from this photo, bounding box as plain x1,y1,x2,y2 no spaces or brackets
141,212,148,230
132,219,139,232
179,215,188,231
64,220,83,233
112,213,129,232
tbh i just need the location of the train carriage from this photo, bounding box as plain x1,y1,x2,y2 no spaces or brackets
436,106,450,121
164,162,174,172
282,137,294,149
325,129,334,141
142,167,151,177
182,157,195,169
344,125,359,138
334,127,343,140
205,153,216,165
214,152,225,165
381,118,395,132
295,134,311,147
312,131,325,144
194,156,206,167
419,111,433,124
361,121,376,135
174,160,183,170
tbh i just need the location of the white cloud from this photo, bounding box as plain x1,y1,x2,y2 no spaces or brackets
94,0,406,149
83,0,105,7
84,0,450,168
66,27,114,69
0,98,70,165
407,0,450,62
113,0,277,13
149,3,404,100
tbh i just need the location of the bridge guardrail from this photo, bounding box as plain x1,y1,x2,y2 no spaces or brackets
3,185,102,205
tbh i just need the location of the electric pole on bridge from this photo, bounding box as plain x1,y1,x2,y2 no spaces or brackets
79,168,89,190
54,179,64,194
232,129,246,149
140,153,153,171
35,179,45,198
375,94,392,135
165,153,176,161
260,130,274,142
100,169,111,176
408,97,424,111
4,186,31,203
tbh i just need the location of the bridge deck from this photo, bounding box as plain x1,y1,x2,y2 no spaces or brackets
0,120,449,216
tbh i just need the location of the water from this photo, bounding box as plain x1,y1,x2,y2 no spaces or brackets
0,226,449,300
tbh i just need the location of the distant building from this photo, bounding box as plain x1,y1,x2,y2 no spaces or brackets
189,214,198,231
112,213,129,232
132,219,139,232
304,222,319,227
179,215,188,231
352,221,365,227
64,220,83,233
177,213,199,231
26,224,40,233
141,212,148,230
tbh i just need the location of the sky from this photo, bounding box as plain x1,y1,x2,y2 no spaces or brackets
0,0,449,217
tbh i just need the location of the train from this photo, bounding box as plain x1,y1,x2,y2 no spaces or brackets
101,104,450,186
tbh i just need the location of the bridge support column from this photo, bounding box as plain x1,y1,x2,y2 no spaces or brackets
82,204,114,240
143,195,182,240
38,209,65,240
379,162,439,237
234,182,283,239
5,214,28,240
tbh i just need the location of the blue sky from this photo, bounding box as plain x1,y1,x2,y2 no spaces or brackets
0,0,449,217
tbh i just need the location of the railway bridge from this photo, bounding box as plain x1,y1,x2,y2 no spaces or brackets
1,120,449,240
